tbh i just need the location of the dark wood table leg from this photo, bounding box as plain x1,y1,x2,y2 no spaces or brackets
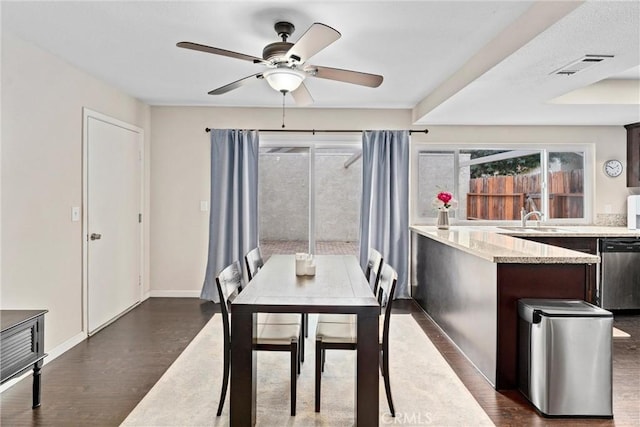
32,360,43,408
356,310,379,426
230,311,257,426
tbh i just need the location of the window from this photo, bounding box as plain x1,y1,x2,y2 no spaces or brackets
314,147,361,255
259,146,310,257
411,144,593,224
259,135,361,258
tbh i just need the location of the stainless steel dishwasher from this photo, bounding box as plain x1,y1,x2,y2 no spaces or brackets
599,238,640,310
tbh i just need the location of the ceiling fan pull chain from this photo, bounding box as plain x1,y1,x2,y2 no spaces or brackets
281,92,286,128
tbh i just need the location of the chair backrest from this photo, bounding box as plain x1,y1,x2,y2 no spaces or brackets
244,247,264,281
365,248,384,295
377,263,397,345
216,261,245,338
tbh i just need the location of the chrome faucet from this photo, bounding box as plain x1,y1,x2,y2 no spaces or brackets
521,207,544,227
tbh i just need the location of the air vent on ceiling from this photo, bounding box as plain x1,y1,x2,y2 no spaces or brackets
552,54,614,76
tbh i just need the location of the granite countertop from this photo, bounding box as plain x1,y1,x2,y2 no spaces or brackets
410,226,613,264
487,225,640,237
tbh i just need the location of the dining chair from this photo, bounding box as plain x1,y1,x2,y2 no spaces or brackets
365,248,384,295
314,262,397,416
216,260,302,416
244,246,264,281
244,247,309,346
316,248,383,325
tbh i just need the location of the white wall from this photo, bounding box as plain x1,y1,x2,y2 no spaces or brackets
1,32,151,353
150,107,629,297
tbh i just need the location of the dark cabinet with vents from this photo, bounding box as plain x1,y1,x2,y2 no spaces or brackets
1,310,47,408
626,122,640,187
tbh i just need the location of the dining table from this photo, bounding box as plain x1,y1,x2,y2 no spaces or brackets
230,254,380,426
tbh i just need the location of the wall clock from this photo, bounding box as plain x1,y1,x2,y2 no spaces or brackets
603,159,623,177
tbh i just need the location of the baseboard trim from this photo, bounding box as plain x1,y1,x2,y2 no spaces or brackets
0,330,86,394
149,290,201,298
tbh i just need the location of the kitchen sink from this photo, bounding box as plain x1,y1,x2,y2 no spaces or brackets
498,226,569,233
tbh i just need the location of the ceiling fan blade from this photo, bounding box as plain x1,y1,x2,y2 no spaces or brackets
208,73,263,95
310,65,383,88
177,41,266,64
290,82,314,106
285,23,341,64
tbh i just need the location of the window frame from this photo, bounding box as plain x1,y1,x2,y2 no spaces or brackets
410,142,594,226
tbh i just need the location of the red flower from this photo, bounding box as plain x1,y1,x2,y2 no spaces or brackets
437,191,453,204
433,191,458,211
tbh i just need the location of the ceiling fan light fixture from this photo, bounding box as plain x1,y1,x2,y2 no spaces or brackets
263,68,306,93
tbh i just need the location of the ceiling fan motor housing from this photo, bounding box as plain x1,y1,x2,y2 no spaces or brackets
263,21,298,63
262,41,294,62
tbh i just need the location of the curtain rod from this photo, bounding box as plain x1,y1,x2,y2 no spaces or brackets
204,128,428,135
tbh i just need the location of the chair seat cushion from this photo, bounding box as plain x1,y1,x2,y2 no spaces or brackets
258,312,301,325
315,321,357,344
257,323,301,345
316,316,386,342
317,313,355,324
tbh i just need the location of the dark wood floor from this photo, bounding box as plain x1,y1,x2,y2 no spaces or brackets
1,298,217,426
1,298,638,426
406,302,640,427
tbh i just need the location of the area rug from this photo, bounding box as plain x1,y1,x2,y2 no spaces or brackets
121,314,494,426
613,326,631,338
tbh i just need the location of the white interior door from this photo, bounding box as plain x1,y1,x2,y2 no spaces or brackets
85,111,142,334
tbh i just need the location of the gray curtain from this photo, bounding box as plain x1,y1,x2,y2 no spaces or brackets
201,129,259,301
359,130,410,299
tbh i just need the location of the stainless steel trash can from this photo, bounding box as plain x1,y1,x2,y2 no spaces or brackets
518,299,613,418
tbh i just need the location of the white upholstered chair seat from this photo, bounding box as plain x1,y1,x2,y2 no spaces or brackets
257,323,301,345
316,316,386,342
257,312,305,363
315,321,357,344
258,312,302,325
229,312,301,326
316,313,355,324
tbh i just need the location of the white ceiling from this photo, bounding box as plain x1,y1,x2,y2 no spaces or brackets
2,1,639,126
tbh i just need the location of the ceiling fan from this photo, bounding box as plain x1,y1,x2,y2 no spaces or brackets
177,21,383,106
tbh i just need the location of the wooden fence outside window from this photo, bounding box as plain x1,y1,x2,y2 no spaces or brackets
466,170,583,220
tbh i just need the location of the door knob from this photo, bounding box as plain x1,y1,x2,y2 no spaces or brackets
90,233,102,241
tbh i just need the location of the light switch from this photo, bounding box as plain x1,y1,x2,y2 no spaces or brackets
71,207,81,222
200,201,209,212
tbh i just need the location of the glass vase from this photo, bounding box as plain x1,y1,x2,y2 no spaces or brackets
437,210,449,230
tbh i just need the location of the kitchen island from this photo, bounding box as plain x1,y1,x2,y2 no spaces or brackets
410,226,601,390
